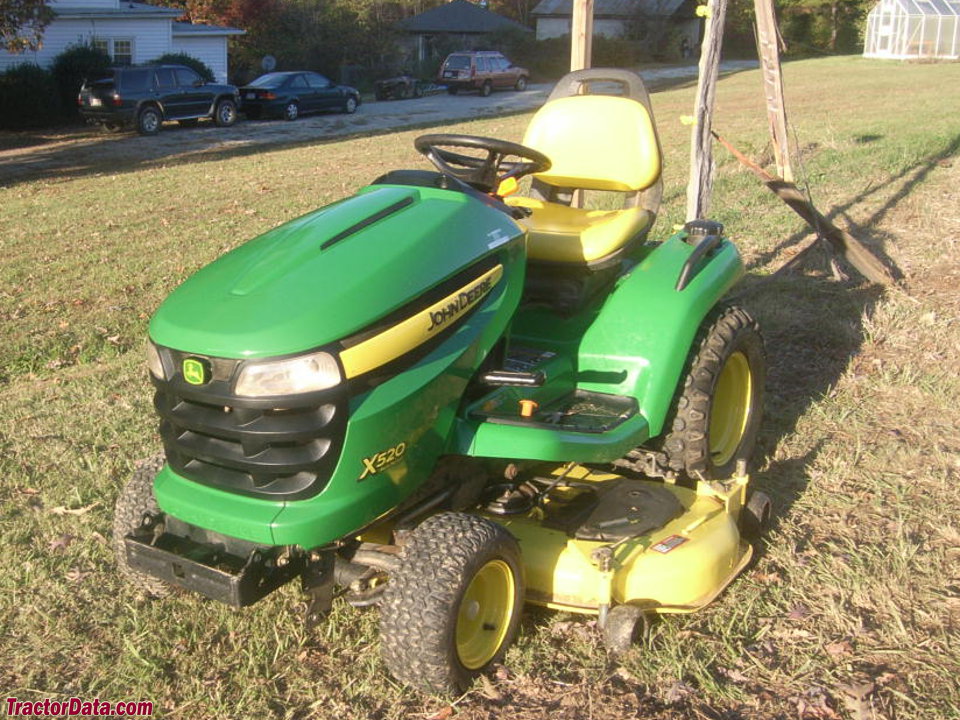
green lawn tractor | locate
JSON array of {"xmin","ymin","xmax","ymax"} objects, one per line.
[{"xmin": 115, "ymin": 69, "xmax": 771, "ymax": 695}]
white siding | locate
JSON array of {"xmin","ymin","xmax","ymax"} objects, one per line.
[
  {"xmin": 48, "ymin": 0, "xmax": 121, "ymax": 10},
  {"xmin": 172, "ymin": 36, "xmax": 229, "ymax": 83},
  {"xmin": 0, "ymin": 16, "xmax": 172, "ymax": 71}
]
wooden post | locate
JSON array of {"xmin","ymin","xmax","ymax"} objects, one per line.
[
  {"xmin": 571, "ymin": 0, "xmax": 594, "ymax": 71},
  {"xmin": 685, "ymin": 0, "xmax": 728, "ymax": 222},
  {"xmin": 754, "ymin": 0, "xmax": 793, "ymax": 181}
]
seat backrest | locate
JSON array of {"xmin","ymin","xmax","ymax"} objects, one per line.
[{"xmin": 521, "ymin": 93, "xmax": 661, "ymax": 193}]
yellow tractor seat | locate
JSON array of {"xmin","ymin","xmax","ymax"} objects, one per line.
[
  {"xmin": 507, "ymin": 90, "xmax": 662, "ymax": 266},
  {"xmin": 508, "ymin": 196, "xmax": 655, "ymax": 265}
]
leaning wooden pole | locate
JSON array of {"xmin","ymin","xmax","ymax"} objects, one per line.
[
  {"xmin": 686, "ymin": 0, "xmax": 728, "ymax": 221},
  {"xmin": 754, "ymin": 0, "xmax": 793, "ymax": 181},
  {"xmin": 712, "ymin": 129, "xmax": 895, "ymax": 285}
]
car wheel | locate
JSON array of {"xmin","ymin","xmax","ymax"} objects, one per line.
[
  {"xmin": 283, "ymin": 100, "xmax": 299, "ymax": 121},
  {"xmin": 658, "ymin": 304, "xmax": 765, "ymax": 480},
  {"xmin": 380, "ymin": 512, "xmax": 524, "ymax": 695},
  {"xmin": 398, "ymin": 85, "xmax": 410, "ymax": 100},
  {"xmin": 413, "ymin": 82, "xmax": 424, "ymax": 98},
  {"xmin": 515, "ymin": 76, "xmax": 528, "ymax": 92},
  {"xmin": 344, "ymin": 96, "xmax": 358, "ymax": 114},
  {"xmin": 137, "ymin": 106, "xmax": 162, "ymax": 135},
  {"xmin": 113, "ymin": 454, "xmax": 172, "ymax": 598},
  {"xmin": 480, "ymin": 81, "xmax": 492, "ymax": 97},
  {"xmin": 214, "ymin": 98, "xmax": 237, "ymax": 127}
]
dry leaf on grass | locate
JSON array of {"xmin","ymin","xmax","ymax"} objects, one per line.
[
  {"xmin": 50, "ymin": 501, "xmax": 101, "ymax": 516},
  {"xmin": 838, "ymin": 680, "xmax": 877, "ymax": 720},
  {"xmin": 48, "ymin": 534, "xmax": 75, "ymax": 552}
]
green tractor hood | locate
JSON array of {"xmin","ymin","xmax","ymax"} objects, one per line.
[{"xmin": 149, "ymin": 184, "xmax": 523, "ymax": 359}]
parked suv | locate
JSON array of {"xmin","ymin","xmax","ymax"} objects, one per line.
[
  {"xmin": 438, "ymin": 51, "xmax": 529, "ymax": 96},
  {"xmin": 78, "ymin": 65, "xmax": 240, "ymax": 135}
]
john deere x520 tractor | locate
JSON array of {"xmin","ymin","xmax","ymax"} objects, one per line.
[{"xmin": 115, "ymin": 69, "xmax": 771, "ymax": 694}]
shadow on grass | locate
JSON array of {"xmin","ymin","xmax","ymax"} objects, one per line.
[{"xmin": 747, "ymin": 133, "xmax": 960, "ymax": 283}]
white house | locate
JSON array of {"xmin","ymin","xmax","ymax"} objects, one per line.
[{"xmin": 0, "ymin": 0, "xmax": 243, "ymax": 83}]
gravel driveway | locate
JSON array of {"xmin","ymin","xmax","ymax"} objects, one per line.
[{"xmin": 0, "ymin": 61, "xmax": 756, "ymax": 186}]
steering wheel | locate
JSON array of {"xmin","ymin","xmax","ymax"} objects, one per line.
[{"xmin": 414, "ymin": 134, "xmax": 551, "ymax": 194}]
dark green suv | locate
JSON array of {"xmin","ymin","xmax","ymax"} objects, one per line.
[{"xmin": 78, "ymin": 64, "xmax": 240, "ymax": 135}]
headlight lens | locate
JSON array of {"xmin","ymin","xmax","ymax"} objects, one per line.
[
  {"xmin": 146, "ymin": 340, "xmax": 165, "ymax": 379},
  {"xmin": 235, "ymin": 351, "xmax": 340, "ymax": 397}
]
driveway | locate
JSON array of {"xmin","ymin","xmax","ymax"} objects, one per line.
[{"xmin": 0, "ymin": 61, "xmax": 756, "ymax": 186}]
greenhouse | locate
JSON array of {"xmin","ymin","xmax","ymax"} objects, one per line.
[{"xmin": 864, "ymin": 0, "xmax": 960, "ymax": 59}]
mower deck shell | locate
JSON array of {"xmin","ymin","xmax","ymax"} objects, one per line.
[{"xmin": 487, "ymin": 466, "xmax": 752, "ymax": 614}]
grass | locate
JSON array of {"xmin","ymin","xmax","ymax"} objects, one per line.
[{"xmin": 2, "ymin": 56, "xmax": 960, "ymax": 719}]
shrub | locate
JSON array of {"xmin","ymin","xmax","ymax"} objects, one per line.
[
  {"xmin": 51, "ymin": 44, "xmax": 112, "ymax": 120},
  {"xmin": 153, "ymin": 53, "xmax": 216, "ymax": 83},
  {"xmin": 0, "ymin": 63, "xmax": 61, "ymax": 130}
]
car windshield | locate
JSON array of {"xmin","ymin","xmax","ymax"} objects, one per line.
[
  {"xmin": 248, "ymin": 73, "xmax": 289, "ymax": 88},
  {"xmin": 444, "ymin": 56, "xmax": 471, "ymax": 70}
]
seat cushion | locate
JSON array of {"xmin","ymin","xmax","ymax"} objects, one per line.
[{"xmin": 508, "ymin": 196, "xmax": 654, "ymax": 264}]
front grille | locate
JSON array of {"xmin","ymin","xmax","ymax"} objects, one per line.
[{"xmin": 152, "ymin": 348, "xmax": 347, "ymax": 500}]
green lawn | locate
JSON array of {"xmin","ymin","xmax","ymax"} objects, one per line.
[{"xmin": 1, "ymin": 56, "xmax": 959, "ymax": 719}]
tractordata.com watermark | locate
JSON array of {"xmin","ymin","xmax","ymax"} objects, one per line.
[{"xmin": 6, "ymin": 697, "xmax": 153, "ymax": 717}]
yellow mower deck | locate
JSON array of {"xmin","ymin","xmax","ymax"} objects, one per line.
[{"xmin": 485, "ymin": 465, "xmax": 753, "ymax": 615}]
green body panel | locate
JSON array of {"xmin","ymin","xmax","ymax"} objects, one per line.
[
  {"xmin": 153, "ymin": 183, "xmax": 526, "ymax": 547},
  {"xmin": 456, "ymin": 232, "xmax": 743, "ymax": 460},
  {"xmin": 149, "ymin": 184, "xmax": 523, "ymax": 358}
]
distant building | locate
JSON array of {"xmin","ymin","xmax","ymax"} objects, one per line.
[
  {"xmin": 396, "ymin": 0, "xmax": 533, "ymax": 62},
  {"xmin": 0, "ymin": 0, "xmax": 243, "ymax": 83},
  {"xmin": 864, "ymin": 0, "xmax": 959, "ymax": 60},
  {"xmin": 531, "ymin": 0, "xmax": 701, "ymax": 55}
]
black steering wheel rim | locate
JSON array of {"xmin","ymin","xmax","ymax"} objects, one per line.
[{"xmin": 414, "ymin": 133, "xmax": 551, "ymax": 193}]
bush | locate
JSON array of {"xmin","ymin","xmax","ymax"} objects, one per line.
[
  {"xmin": 152, "ymin": 53, "xmax": 216, "ymax": 83},
  {"xmin": 51, "ymin": 44, "xmax": 112, "ymax": 120},
  {"xmin": 0, "ymin": 63, "xmax": 61, "ymax": 130}
]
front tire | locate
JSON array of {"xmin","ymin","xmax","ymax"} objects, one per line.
[
  {"xmin": 343, "ymin": 96, "xmax": 358, "ymax": 114},
  {"xmin": 659, "ymin": 305, "xmax": 765, "ymax": 479},
  {"xmin": 380, "ymin": 513, "xmax": 524, "ymax": 695},
  {"xmin": 112, "ymin": 455, "xmax": 171, "ymax": 598},
  {"xmin": 515, "ymin": 76, "xmax": 528, "ymax": 91},
  {"xmin": 480, "ymin": 81, "xmax": 492, "ymax": 97},
  {"xmin": 214, "ymin": 98, "xmax": 237, "ymax": 127},
  {"xmin": 283, "ymin": 100, "xmax": 299, "ymax": 121},
  {"xmin": 137, "ymin": 106, "xmax": 162, "ymax": 135}
]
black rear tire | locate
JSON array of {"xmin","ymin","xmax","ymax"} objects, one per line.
[
  {"xmin": 658, "ymin": 305, "xmax": 765, "ymax": 479},
  {"xmin": 112, "ymin": 454, "xmax": 171, "ymax": 598},
  {"xmin": 480, "ymin": 81, "xmax": 492, "ymax": 97},
  {"xmin": 137, "ymin": 106, "xmax": 162, "ymax": 135},
  {"xmin": 380, "ymin": 512, "xmax": 524, "ymax": 695}
]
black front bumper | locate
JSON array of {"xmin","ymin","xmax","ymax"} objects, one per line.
[{"xmin": 125, "ymin": 517, "xmax": 304, "ymax": 607}]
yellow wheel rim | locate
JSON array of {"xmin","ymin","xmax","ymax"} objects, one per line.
[
  {"xmin": 456, "ymin": 559, "xmax": 516, "ymax": 670},
  {"xmin": 709, "ymin": 351, "xmax": 753, "ymax": 466}
]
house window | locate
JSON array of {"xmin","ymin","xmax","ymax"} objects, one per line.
[
  {"xmin": 113, "ymin": 39, "xmax": 133, "ymax": 65},
  {"xmin": 92, "ymin": 37, "xmax": 134, "ymax": 65}
]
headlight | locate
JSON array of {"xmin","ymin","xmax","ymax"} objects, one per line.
[
  {"xmin": 235, "ymin": 351, "xmax": 340, "ymax": 397},
  {"xmin": 146, "ymin": 340, "xmax": 165, "ymax": 379}
]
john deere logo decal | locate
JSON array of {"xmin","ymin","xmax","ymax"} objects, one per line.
[{"xmin": 183, "ymin": 358, "xmax": 208, "ymax": 385}]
